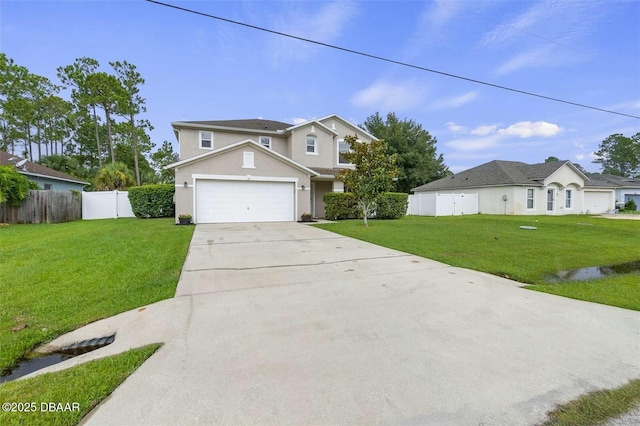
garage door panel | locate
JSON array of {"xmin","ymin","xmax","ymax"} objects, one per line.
[
  {"xmin": 196, "ymin": 180, "xmax": 294, "ymax": 223},
  {"xmin": 584, "ymin": 192, "xmax": 611, "ymax": 214}
]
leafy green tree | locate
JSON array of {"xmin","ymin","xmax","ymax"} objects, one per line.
[
  {"xmin": 337, "ymin": 135, "xmax": 399, "ymax": 227},
  {"xmin": 544, "ymin": 156, "xmax": 560, "ymax": 162},
  {"xmin": 361, "ymin": 112, "xmax": 449, "ymax": 192},
  {"xmin": 0, "ymin": 165, "xmax": 38, "ymax": 206},
  {"xmin": 111, "ymin": 61, "xmax": 147, "ymax": 185},
  {"xmin": 38, "ymin": 154, "xmax": 86, "ymax": 179},
  {"xmin": 57, "ymin": 58, "xmax": 104, "ymax": 166},
  {"xmin": 94, "ymin": 162, "xmax": 135, "ymax": 191},
  {"xmin": 592, "ymin": 133, "xmax": 640, "ymax": 177},
  {"xmin": 150, "ymin": 140, "xmax": 179, "ymax": 184}
]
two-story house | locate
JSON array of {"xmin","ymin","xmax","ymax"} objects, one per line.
[{"xmin": 166, "ymin": 114, "xmax": 375, "ymax": 223}]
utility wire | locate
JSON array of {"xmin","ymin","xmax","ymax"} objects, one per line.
[{"xmin": 144, "ymin": 0, "xmax": 639, "ymax": 120}]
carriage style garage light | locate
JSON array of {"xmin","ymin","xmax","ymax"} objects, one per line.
[{"xmin": 183, "ymin": 182, "xmax": 188, "ymax": 188}]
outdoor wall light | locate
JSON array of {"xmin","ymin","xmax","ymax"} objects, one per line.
[
  {"xmin": 301, "ymin": 185, "xmax": 305, "ymax": 190},
  {"xmin": 183, "ymin": 182, "xmax": 188, "ymax": 188}
]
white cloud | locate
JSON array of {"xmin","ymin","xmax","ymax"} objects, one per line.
[
  {"xmin": 495, "ymin": 46, "xmax": 552, "ymax": 75},
  {"xmin": 432, "ymin": 91, "xmax": 478, "ymax": 109},
  {"xmin": 445, "ymin": 121, "xmax": 466, "ymax": 133},
  {"xmin": 497, "ymin": 121, "xmax": 562, "ymax": 138},
  {"xmin": 471, "ymin": 124, "xmax": 498, "ymax": 136},
  {"xmin": 573, "ymin": 141, "xmax": 585, "ymax": 149},
  {"xmin": 575, "ymin": 154, "xmax": 585, "ymax": 161},
  {"xmin": 291, "ymin": 117, "xmax": 308, "ymax": 125},
  {"xmin": 351, "ymin": 80, "xmax": 427, "ymax": 111},
  {"xmin": 446, "ymin": 134, "xmax": 503, "ymax": 151},
  {"xmin": 268, "ymin": 1, "xmax": 358, "ymax": 65}
]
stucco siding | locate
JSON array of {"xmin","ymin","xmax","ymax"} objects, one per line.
[
  {"xmin": 289, "ymin": 123, "xmax": 335, "ymax": 168},
  {"xmin": 178, "ymin": 128, "xmax": 288, "ymax": 160},
  {"xmin": 174, "ymin": 145, "xmax": 311, "ymax": 221}
]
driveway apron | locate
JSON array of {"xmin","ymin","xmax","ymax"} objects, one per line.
[{"xmin": 65, "ymin": 222, "xmax": 639, "ymax": 425}]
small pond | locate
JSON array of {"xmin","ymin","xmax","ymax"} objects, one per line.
[{"xmin": 547, "ymin": 260, "xmax": 640, "ymax": 283}]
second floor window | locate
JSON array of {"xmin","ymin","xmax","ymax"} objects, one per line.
[
  {"xmin": 306, "ymin": 135, "xmax": 317, "ymax": 154},
  {"xmin": 200, "ymin": 131, "xmax": 213, "ymax": 149},
  {"xmin": 260, "ymin": 136, "xmax": 271, "ymax": 149},
  {"xmin": 338, "ymin": 139, "xmax": 352, "ymax": 165}
]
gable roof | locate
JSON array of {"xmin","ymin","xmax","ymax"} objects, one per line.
[
  {"xmin": 317, "ymin": 114, "xmax": 378, "ymax": 141},
  {"xmin": 165, "ymin": 139, "xmax": 319, "ymax": 176},
  {"xmin": 412, "ymin": 160, "xmax": 584, "ymax": 192},
  {"xmin": 173, "ymin": 119, "xmax": 292, "ymax": 134},
  {"xmin": 0, "ymin": 151, "xmax": 89, "ymax": 185}
]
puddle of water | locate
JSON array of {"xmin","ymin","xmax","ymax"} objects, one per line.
[
  {"xmin": 547, "ymin": 260, "xmax": 640, "ymax": 283},
  {"xmin": 0, "ymin": 354, "xmax": 72, "ymax": 384},
  {"xmin": 0, "ymin": 333, "xmax": 116, "ymax": 383}
]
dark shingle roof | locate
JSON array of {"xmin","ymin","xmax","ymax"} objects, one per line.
[
  {"xmin": 0, "ymin": 151, "xmax": 88, "ymax": 185},
  {"xmin": 181, "ymin": 119, "xmax": 292, "ymax": 132},
  {"xmin": 585, "ymin": 173, "xmax": 640, "ymax": 188},
  {"xmin": 412, "ymin": 160, "xmax": 576, "ymax": 192}
]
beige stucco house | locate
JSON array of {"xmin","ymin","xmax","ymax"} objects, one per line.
[
  {"xmin": 166, "ymin": 115, "xmax": 374, "ymax": 223},
  {"xmin": 411, "ymin": 160, "xmax": 617, "ymax": 215}
]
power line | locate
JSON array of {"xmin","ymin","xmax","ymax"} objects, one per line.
[{"xmin": 144, "ymin": 0, "xmax": 639, "ymax": 120}]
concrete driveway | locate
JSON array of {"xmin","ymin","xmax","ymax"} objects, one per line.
[{"xmin": 38, "ymin": 222, "xmax": 639, "ymax": 425}]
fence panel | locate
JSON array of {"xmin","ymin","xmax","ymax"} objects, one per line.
[
  {"xmin": 82, "ymin": 191, "xmax": 135, "ymax": 220},
  {"xmin": 0, "ymin": 190, "xmax": 82, "ymax": 224},
  {"xmin": 407, "ymin": 193, "xmax": 478, "ymax": 216}
]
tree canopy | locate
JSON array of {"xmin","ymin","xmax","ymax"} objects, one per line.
[
  {"xmin": 1, "ymin": 54, "xmax": 178, "ymax": 189},
  {"xmin": 337, "ymin": 135, "xmax": 398, "ymax": 227},
  {"xmin": 592, "ymin": 132, "xmax": 640, "ymax": 177},
  {"xmin": 361, "ymin": 112, "xmax": 450, "ymax": 193}
]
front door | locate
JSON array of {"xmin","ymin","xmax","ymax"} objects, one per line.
[{"xmin": 547, "ymin": 189, "xmax": 555, "ymax": 213}]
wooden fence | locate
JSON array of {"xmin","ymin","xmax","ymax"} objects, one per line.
[{"xmin": 0, "ymin": 190, "xmax": 82, "ymax": 224}]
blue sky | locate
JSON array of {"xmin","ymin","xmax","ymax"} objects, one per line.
[{"xmin": 2, "ymin": 0, "xmax": 639, "ymax": 173}]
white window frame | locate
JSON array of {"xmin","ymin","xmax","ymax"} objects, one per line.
[
  {"xmin": 526, "ymin": 188, "xmax": 535, "ymax": 210},
  {"xmin": 306, "ymin": 135, "xmax": 317, "ymax": 155},
  {"xmin": 337, "ymin": 138, "xmax": 352, "ymax": 165},
  {"xmin": 259, "ymin": 136, "xmax": 271, "ymax": 149},
  {"xmin": 242, "ymin": 151, "xmax": 255, "ymax": 169},
  {"xmin": 199, "ymin": 131, "xmax": 213, "ymax": 150},
  {"xmin": 565, "ymin": 189, "xmax": 573, "ymax": 209}
]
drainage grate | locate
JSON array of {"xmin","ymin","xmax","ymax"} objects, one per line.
[{"xmin": 57, "ymin": 333, "xmax": 116, "ymax": 356}]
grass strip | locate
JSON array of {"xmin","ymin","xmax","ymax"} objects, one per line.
[
  {"xmin": 0, "ymin": 343, "xmax": 162, "ymax": 426},
  {"xmin": 541, "ymin": 379, "xmax": 640, "ymax": 425}
]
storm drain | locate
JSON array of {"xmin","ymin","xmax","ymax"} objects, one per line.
[
  {"xmin": 57, "ymin": 333, "xmax": 116, "ymax": 355},
  {"xmin": 0, "ymin": 333, "xmax": 116, "ymax": 383}
]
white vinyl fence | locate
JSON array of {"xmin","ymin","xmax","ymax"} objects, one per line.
[
  {"xmin": 408, "ymin": 193, "xmax": 478, "ymax": 216},
  {"xmin": 82, "ymin": 191, "xmax": 135, "ymax": 220}
]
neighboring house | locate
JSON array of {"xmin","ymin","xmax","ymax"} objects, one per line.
[
  {"xmin": 166, "ymin": 115, "xmax": 375, "ymax": 223},
  {"xmin": 587, "ymin": 173, "xmax": 640, "ymax": 211},
  {"xmin": 0, "ymin": 151, "xmax": 88, "ymax": 191},
  {"xmin": 411, "ymin": 160, "xmax": 616, "ymax": 215}
]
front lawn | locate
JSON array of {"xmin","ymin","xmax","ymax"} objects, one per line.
[
  {"xmin": 316, "ymin": 215, "xmax": 640, "ymax": 311},
  {"xmin": 0, "ymin": 218, "xmax": 194, "ymax": 374}
]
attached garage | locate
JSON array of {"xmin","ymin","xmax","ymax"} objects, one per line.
[
  {"xmin": 196, "ymin": 179, "xmax": 295, "ymax": 223},
  {"xmin": 584, "ymin": 190, "xmax": 614, "ymax": 214}
]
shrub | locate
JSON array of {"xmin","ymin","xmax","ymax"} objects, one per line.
[
  {"xmin": 94, "ymin": 162, "xmax": 135, "ymax": 191},
  {"xmin": 624, "ymin": 199, "xmax": 637, "ymax": 212},
  {"xmin": 375, "ymin": 192, "xmax": 408, "ymax": 219},
  {"xmin": 323, "ymin": 192, "xmax": 359, "ymax": 220},
  {"xmin": 128, "ymin": 184, "xmax": 175, "ymax": 218},
  {"xmin": 0, "ymin": 165, "xmax": 39, "ymax": 206}
]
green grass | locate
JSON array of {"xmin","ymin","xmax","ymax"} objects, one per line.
[
  {"xmin": 316, "ymin": 215, "xmax": 640, "ymax": 310},
  {"xmin": 541, "ymin": 379, "xmax": 640, "ymax": 426},
  {"xmin": 0, "ymin": 218, "xmax": 194, "ymax": 374},
  {"xmin": 0, "ymin": 344, "xmax": 161, "ymax": 426}
]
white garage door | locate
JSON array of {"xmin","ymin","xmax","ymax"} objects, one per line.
[
  {"xmin": 584, "ymin": 191, "xmax": 612, "ymax": 214},
  {"xmin": 196, "ymin": 180, "xmax": 295, "ymax": 223}
]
